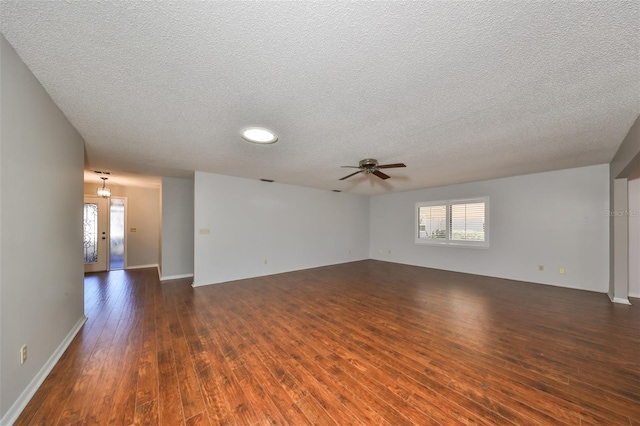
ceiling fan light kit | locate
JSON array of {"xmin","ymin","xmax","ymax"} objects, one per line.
[{"xmin": 339, "ymin": 158, "xmax": 406, "ymax": 181}]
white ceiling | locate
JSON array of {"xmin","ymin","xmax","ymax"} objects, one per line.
[{"xmin": 1, "ymin": 2, "xmax": 639, "ymax": 195}]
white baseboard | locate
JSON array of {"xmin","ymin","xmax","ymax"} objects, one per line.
[
  {"xmin": 608, "ymin": 293, "xmax": 632, "ymax": 305},
  {"xmin": 629, "ymin": 292, "xmax": 640, "ymax": 299},
  {"xmin": 1, "ymin": 315, "xmax": 87, "ymax": 426},
  {"xmin": 125, "ymin": 264, "xmax": 159, "ymax": 270},
  {"xmin": 160, "ymin": 273, "xmax": 194, "ymax": 281}
]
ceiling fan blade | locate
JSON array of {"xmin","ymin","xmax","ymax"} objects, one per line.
[
  {"xmin": 340, "ymin": 166, "xmax": 361, "ymax": 168},
  {"xmin": 373, "ymin": 170, "xmax": 390, "ymax": 180},
  {"xmin": 377, "ymin": 163, "xmax": 406, "ymax": 169},
  {"xmin": 339, "ymin": 170, "xmax": 364, "ymax": 180}
]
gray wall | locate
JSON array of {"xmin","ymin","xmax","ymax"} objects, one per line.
[
  {"xmin": 609, "ymin": 116, "xmax": 640, "ymax": 302},
  {"xmin": 629, "ymin": 176, "xmax": 640, "ymax": 298},
  {"xmin": 194, "ymin": 172, "xmax": 370, "ymax": 286},
  {"xmin": 83, "ymin": 182, "xmax": 161, "ymax": 269},
  {"xmin": 1, "ymin": 36, "xmax": 85, "ymax": 420},
  {"xmin": 370, "ymin": 165, "xmax": 609, "ymax": 292},
  {"xmin": 161, "ymin": 177, "xmax": 194, "ymax": 279}
]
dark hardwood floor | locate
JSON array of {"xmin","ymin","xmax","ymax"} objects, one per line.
[{"xmin": 15, "ymin": 260, "xmax": 640, "ymax": 425}]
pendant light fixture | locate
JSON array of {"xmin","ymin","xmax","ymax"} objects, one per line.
[{"xmin": 97, "ymin": 177, "xmax": 111, "ymax": 198}]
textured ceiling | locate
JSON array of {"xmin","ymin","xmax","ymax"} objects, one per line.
[{"xmin": 1, "ymin": 2, "xmax": 639, "ymax": 195}]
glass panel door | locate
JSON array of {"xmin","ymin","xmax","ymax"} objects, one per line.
[
  {"xmin": 83, "ymin": 203, "xmax": 98, "ymax": 263},
  {"xmin": 109, "ymin": 198, "xmax": 125, "ymax": 270},
  {"xmin": 84, "ymin": 196, "xmax": 108, "ymax": 272}
]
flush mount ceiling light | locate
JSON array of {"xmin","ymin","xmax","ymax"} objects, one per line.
[{"xmin": 241, "ymin": 127, "xmax": 278, "ymax": 144}]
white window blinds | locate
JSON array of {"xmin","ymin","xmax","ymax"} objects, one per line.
[
  {"xmin": 450, "ymin": 202, "xmax": 485, "ymax": 242},
  {"xmin": 416, "ymin": 198, "xmax": 489, "ymax": 247},
  {"xmin": 418, "ymin": 205, "xmax": 447, "ymax": 240}
]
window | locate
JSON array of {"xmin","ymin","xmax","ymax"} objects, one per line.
[{"xmin": 416, "ymin": 197, "xmax": 489, "ymax": 247}]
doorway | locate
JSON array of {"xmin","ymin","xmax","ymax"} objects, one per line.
[{"xmin": 109, "ymin": 197, "xmax": 126, "ymax": 270}]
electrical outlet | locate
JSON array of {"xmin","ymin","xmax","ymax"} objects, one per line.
[
  {"xmin": 388, "ymin": 249, "xmax": 391, "ymax": 254},
  {"xmin": 349, "ymin": 249, "xmax": 351, "ymax": 255},
  {"xmin": 20, "ymin": 344, "xmax": 27, "ymax": 364},
  {"xmin": 264, "ymin": 259, "xmax": 267, "ymax": 265},
  {"xmin": 538, "ymin": 265, "xmax": 544, "ymax": 271}
]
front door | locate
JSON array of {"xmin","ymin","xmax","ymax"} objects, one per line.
[{"xmin": 84, "ymin": 196, "xmax": 109, "ymax": 273}]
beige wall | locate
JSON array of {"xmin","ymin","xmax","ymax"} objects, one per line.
[
  {"xmin": 1, "ymin": 36, "xmax": 85, "ymax": 422},
  {"xmin": 84, "ymin": 183, "xmax": 161, "ymax": 269}
]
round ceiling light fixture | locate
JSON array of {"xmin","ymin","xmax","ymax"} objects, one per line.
[{"xmin": 241, "ymin": 127, "xmax": 278, "ymax": 144}]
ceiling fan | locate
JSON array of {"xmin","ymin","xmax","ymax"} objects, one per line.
[{"xmin": 339, "ymin": 158, "xmax": 406, "ymax": 180}]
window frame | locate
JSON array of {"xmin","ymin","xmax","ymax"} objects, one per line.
[{"xmin": 415, "ymin": 197, "xmax": 489, "ymax": 248}]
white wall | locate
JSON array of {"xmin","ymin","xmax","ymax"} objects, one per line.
[
  {"xmin": 370, "ymin": 164, "xmax": 610, "ymax": 292},
  {"xmin": 161, "ymin": 177, "xmax": 194, "ymax": 279},
  {"xmin": 1, "ymin": 36, "xmax": 85, "ymax": 421},
  {"xmin": 609, "ymin": 115, "xmax": 640, "ymax": 302},
  {"xmin": 629, "ymin": 177, "xmax": 640, "ymax": 298},
  {"xmin": 194, "ymin": 172, "xmax": 369, "ymax": 286},
  {"xmin": 83, "ymin": 182, "xmax": 161, "ymax": 269}
]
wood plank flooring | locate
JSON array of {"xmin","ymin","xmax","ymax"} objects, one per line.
[{"xmin": 15, "ymin": 260, "xmax": 640, "ymax": 425}]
